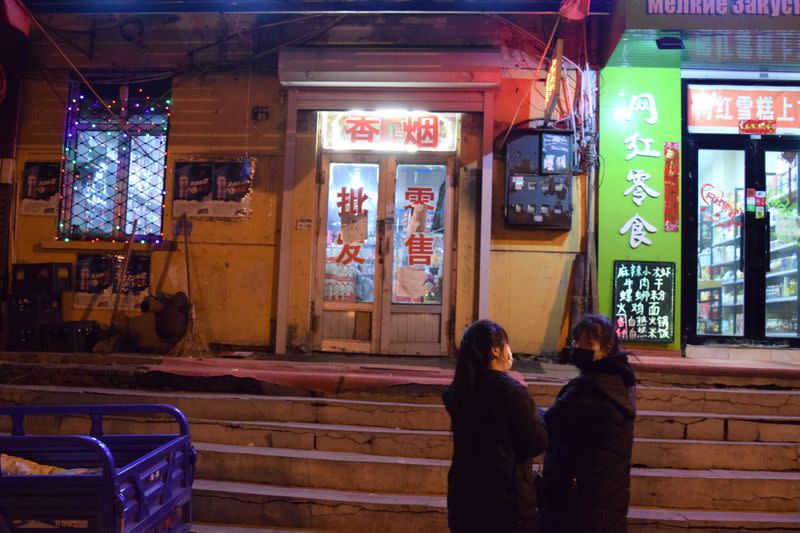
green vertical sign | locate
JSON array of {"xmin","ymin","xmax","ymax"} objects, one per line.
[{"xmin": 598, "ymin": 67, "xmax": 682, "ymax": 350}]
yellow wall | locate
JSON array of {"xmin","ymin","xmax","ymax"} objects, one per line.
[
  {"xmin": 14, "ymin": 70, "xmax": 285, "ymax": 348},
  {"xmin": 488, "ymin": 73, "xmax": 586, "ymax": 354},
  {"xmin": 14, "ymin": 16, "xmax": 586, "ymax": 355}
]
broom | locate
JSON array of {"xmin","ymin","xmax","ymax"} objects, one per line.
[{"xmin": 169, "ymin": 214, "xmax": 212, "ymax": 357}]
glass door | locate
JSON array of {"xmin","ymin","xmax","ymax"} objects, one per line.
[
  {"xmin": 314, "ymin": 154, "xmax": 454, "ymax": 355},
  {"xmin": 381, "ymin": 157, "xmax": 454, "ymax": 354},
  {"xmin": 764, "ymin": 149, "xmax": 800, "ymax": 338},
  {"xmin": 315, "ymin": 156, "xmax": 385, "ymax": 353},
  {"xmin": 695, "ymin": 149, "xmax": 746, "ymax": 337},
  {"xmin": 689, "ymin": 138, "xmax": 800, "ymax": 345}
]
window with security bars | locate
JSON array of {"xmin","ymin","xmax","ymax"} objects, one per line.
[{"xmin": 59, "ymin": 78, "xmax": 171, "ymax": 242}]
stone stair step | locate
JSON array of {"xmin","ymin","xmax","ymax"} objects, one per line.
[
  {"xmin": 636, "ymin": 410, "xmax": 800, "ymax": 442},
  {"xmin": 632, "ymin": 468, "xmax": 800, "ymax": 512},
  {"xmin": 631, "ymin": 385, "xmax": 800, "ymax": 416},
  {"xmin": 627, "ymin": 507, "xmax": 800, "ymax": 533},
  {"xmin": 193, "ymin": 479, "xmax": 800, "ymax": 532},
  {"xmin": 5, "ymin": 385, "xmax": 800, "ymax": 437},
  {"xmin": 192, "ymin": 479, "xmax": 448, "ymax": 533},
  {"xmin": 194, "ymin": 442, "xmax": 800, "ymax": 511},
  {"xmin": 191, "ymin": 525, "xmax": 317, "ymax": 533},
  {"xmin": 0, "ymin": 385, "xmax": 451, "ymax": 430},
  {"xmin": 193, "ymin": 442, "xmax": 450, "ymax": 495},
  {"xmin": 4, "ymin": 413, "xmax": 797, "ymax": 471},
  {"xmin": 633, "ymin": 438, "xmax": 800, "ymax": 471}
]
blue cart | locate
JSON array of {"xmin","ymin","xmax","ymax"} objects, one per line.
[{"xmin": 0, "ymin": 404, "xmax": 195, "ymax": 533}]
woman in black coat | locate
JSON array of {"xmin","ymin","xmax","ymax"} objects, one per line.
[
  {"xmin": 540, "ymin": 314, "xmax": 637, "ymax": 533},
  {"xmin": 443, "ymin": 320, "xmax": 548, "ymax": 533}
]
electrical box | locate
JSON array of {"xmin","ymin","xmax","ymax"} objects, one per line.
[{"xmin": 504, "ymin": 129, "xmax": 573, "ymax": 230}]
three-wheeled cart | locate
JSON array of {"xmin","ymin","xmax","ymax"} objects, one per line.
[{"xmin": 0, "ymin": 404, "xmax": 195, "ymax": 533}]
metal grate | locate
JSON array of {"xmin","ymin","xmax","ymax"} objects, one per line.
[{"xmin": 59, "ymin": 78, "xmax": 171, "ymax": 242}]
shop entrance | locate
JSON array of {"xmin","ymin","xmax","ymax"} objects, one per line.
[
  {"xmin": 312, "ymin": 152, "xmax": 455, "ymax": 355},
  {"xmin": 687, "ymin": 137, "xmax": 800, "ymax": 343}
]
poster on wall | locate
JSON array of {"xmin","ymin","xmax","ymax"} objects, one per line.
[
  {"xmin": 612, "ymin": 260, "xmax": 675, "ymax": 344},
  {"xmin": 74, "ymin": 253, "xmax": 150, "ymax": 311},
  {"xmin": 20, "ymin": 162, "xmax": 60, "ymax": 216},
  {"xmin": 172, "ymin": 159, "xmax": 254, "ymax": 218}
]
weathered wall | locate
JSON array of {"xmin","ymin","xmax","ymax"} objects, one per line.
[
  {"xmin": 488, "ymin": 71, "xmax": 586, "ymax": 355},
  {"xmin": 13, "ymin": 12, "xmax": 589, "ymax": 354},
  {"xmin": 14, "ymin": 69, "xmax": 285, "ymax": 348}
]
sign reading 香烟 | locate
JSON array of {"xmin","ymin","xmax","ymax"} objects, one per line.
[{"xmin": 612, "ymin": 260, "xmax": 676, "ymax": 343}]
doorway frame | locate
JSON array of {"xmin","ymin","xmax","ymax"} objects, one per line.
[
  {"xmin": 312, "ymin": 152, "xmax": 456, "ymax": 355},
  {"xmin": 682, "ymin": 78, "xmax": 800, "ymax": 347},
  {"xmin": 275, "ymin": 88, "xmax": 495, "ymax": 354}
]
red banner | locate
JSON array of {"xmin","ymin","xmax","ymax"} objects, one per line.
[{"xmin": 663, "ymin": 142, "xmax": 680, "ymax": 232}]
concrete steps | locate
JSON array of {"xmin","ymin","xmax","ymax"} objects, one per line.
[
  {"xmin": 193, "ymin": 526, "xmax": 315, "ymax": 533},
  {"xmin": 193, "ymin": 479, "xmax": 800, "ymax": 533},
  {"xmin": 5, "ymin": 414, "xmax": 799, "ymax": 471},
  {"xmin": 4, "ymin": 379, "xmax": 800, "ymax": 530},
  {"xmin": 192, "ymin": 442, "xmax": 800, "ymax": 511},
  {"xmin": 192, "ymin": 525, "xmax": 317, "ymax": 533},
  {"xmin": 4, "ymin": 385, "xmax": 800, "ymax": 437}
]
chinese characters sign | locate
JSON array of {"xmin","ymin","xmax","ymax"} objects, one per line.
[
  {"xmin": 613, "ymin": 260, "xmax": 675, "ymax": 344},
  {"xmin": 324, "ymin": 163, "xmax": 378, "ymax": 303},
  {"xmin": 688, "ymin": 85, "xmax": 800, "ymax": 135},
  {"xmin": 321, "ymin": 111, "xmax": 459, "ymax": 152},
  {"xmin": 393, "ymin": 165, "xmax": 446, "ymax": 304},
  {"xmin": 618, "ymin": 93, "xmax": 664, "ymax": 248},
  {"xmin": 598, "ymin": 66, "xmax": 682, "ymax": 349}
]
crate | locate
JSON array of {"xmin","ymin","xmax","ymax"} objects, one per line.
[
  {"xmin": 45, "ymin": 321, "xmax": 98, "ymax": 353},
  {"xmin": 12, "ymin": 263, "xmax": 73, "ymax": 295},
  {"xmin": 8, "ymin": 294, "xmax": 63, "ymax": 326},
  {"xmin": 6, "ymin": 325, "xmax": 44, "ymax": 352}
]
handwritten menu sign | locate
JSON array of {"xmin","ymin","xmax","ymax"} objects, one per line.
[{"xmin": 612, "ymin": 260, "xmax": 675, "ymax": 344}]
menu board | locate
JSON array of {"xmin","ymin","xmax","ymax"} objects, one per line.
[{"xmin": 612, "ymin": 260, "xmax": 675, "ymax": 343}]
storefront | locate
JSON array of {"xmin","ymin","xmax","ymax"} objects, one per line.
[
  {"xmin": 274, "ymin": 49, "xmax": 498, "ymax": 355},
  {"xmin": 599, "ymin": 0, "xmax": 800, "ymax": 360},
  {"xmin": 10, "ymin": 4, "xmax": 608, "ymax": 357}
]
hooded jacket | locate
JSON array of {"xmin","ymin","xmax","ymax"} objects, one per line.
[
  {"xmin": 540, "ymin": 354, "xmax": 637, "ymax": 533},
  {"xmin": 443, "ymin": 370, "xmax": 548, "ymax": 533}
]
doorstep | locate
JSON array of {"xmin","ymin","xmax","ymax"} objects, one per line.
[{"xmin": 686, "ymin": 344, "xmax": 800, "ymax": 363}]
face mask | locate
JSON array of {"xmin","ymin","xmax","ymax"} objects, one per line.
[
  {"xmin": 570, "ymin": 347, "xmax": 595, "ymax": 370},
  {"xmin": 504, "ymin": 352, "xmax": 514, "ymax": 371}
]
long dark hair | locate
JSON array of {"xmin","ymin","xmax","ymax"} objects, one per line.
[
  {"xmin": 572, "ymin": 314, "xmax": 620, "ymax": 357},
  {"xmin": 450, "ymin": 319, "xmax": 509, "ymax": 432}
]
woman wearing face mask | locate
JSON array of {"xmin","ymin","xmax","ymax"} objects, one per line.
[
  {"xmin": 540, "ymin": 314, "xmax": 637, "ymax": 533},
  {"xmin": 443, "ymin": 320, "xmax": 548, "ymax": 533}
]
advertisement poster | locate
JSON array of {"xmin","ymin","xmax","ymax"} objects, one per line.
[
  {"xmin": 172, "ymin": 159, "xmax": 253, "ymax": 218},
  {"xmin": 74, "ymin": 254, "xmax": 150, "ymax": 311},
  {"xmin": 20, "ymin": 162, "xmax": 60, "ymax": 216}
]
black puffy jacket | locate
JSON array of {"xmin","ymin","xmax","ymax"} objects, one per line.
[
  {"xmin": 540, "ymin": 355, "xmax": 636, "ymax": 533},
  {"xmin": 443, "ymin": 370, "xmax": 548, "ymax": 533}
]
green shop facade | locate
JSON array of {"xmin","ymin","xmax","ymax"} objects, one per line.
[{"xmin": 599, "ymin": 1, "xmax": 800, "ymax": 361}]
